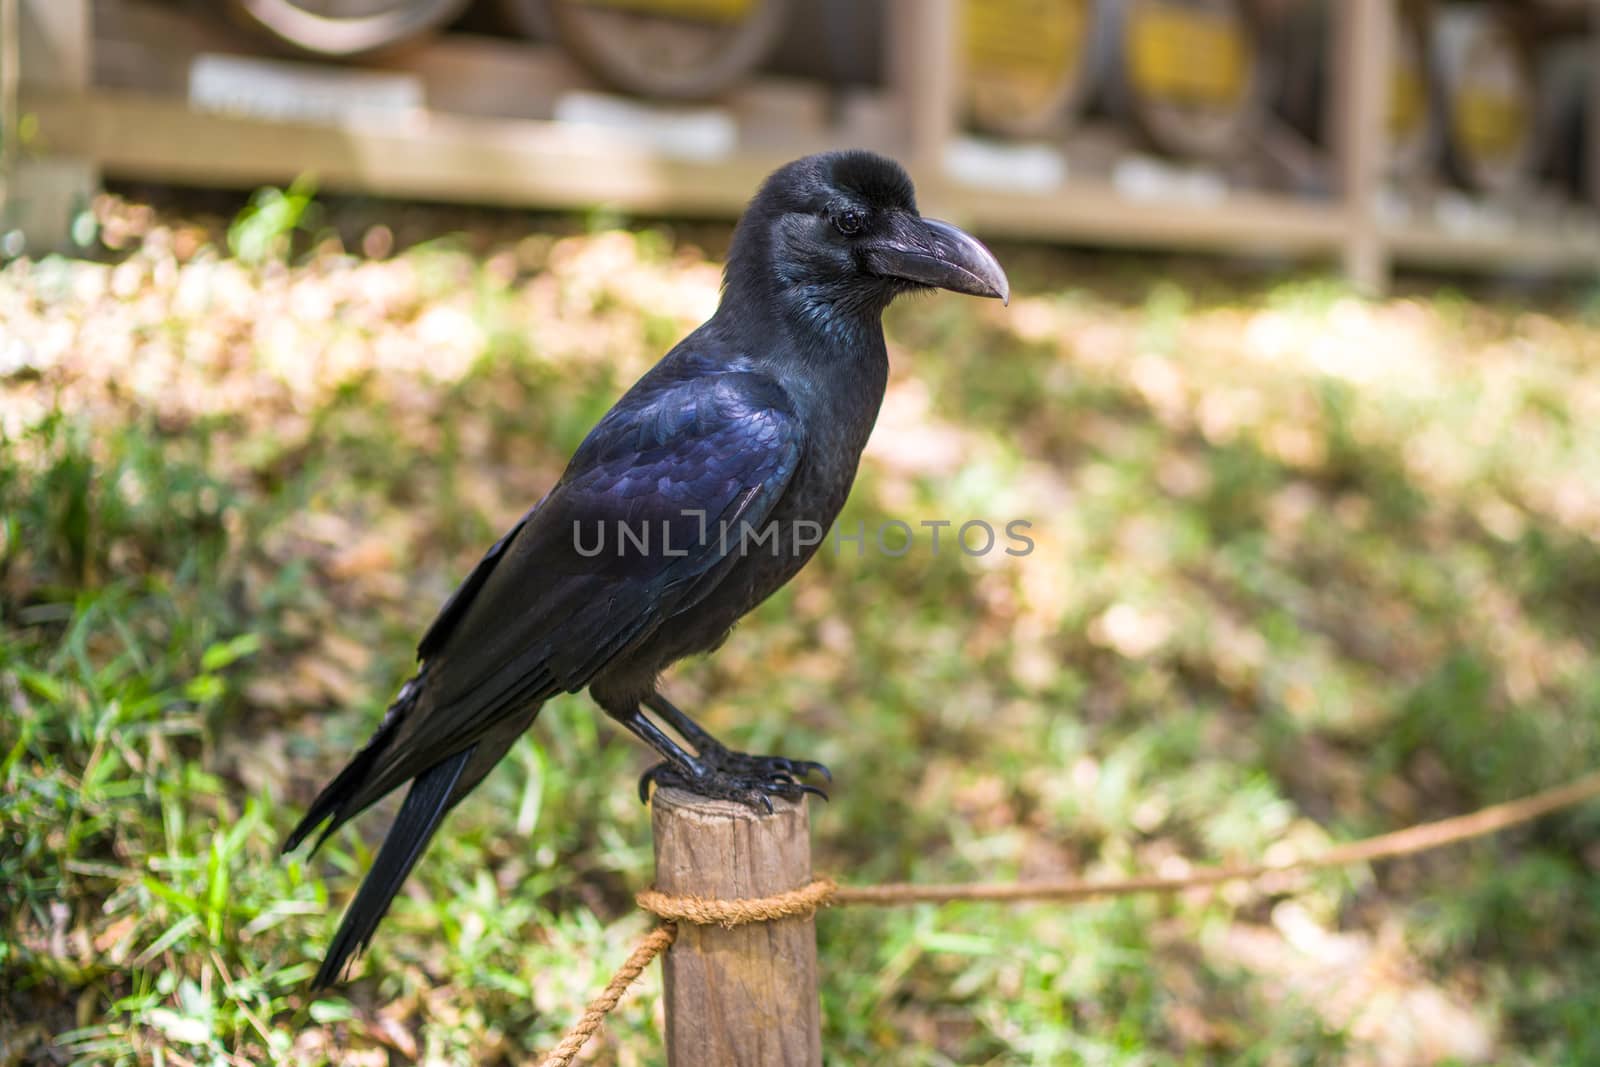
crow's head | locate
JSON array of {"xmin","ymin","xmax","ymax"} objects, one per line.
[{"xmin": 726, "ymin": 151, "xmax": 1008, "ymax": 320}]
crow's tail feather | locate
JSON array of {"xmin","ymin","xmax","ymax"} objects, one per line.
[
  {"xmin": 284, "ymin": 675, "xmax": 426, "ymax": 857},
  {"xmin": 311, "ymin": 746, "xmax": 473, "ymax": 989}
]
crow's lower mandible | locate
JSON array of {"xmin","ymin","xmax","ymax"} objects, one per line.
[{"xmin": 283, "ymin": 151, "xmax": 1009, "ymax": 987}]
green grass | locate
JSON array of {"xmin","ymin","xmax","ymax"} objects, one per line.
[{"xmin": 3, "ymin": 194, "xmax": 1600, "ymax": 1064}]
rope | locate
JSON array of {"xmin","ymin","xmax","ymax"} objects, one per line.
[
  {"xmin": 635, "ymin": 877, "xmax": 839, "ymax": 927},
  {"xmin": 833, "ymin": 769, "xmax": 1600, "ymax": 905},
  {"xmin": 535, "ymin": 769, "xmax": 1600, "ymax": 1066},
  {"xmin": 536, "ymin": 925, "xmax": 676, "ymax": 1067}
]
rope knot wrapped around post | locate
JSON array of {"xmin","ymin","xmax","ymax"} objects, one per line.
[
  {"xmin": 536, "ymin": 879, "xmax": 839, "ymax": 1067},
  {"xmin": 635, "ymin": 877, "xmax": 839, "ymax": 928}
]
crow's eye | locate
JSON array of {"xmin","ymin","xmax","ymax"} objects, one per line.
[{"xmin": 833, "ymin": 209, "xmax": 866, "ymax": 237}]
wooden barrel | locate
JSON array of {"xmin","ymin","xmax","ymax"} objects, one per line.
[
  {"xmin": 763, "ymin": 0, "xmax": 885, "ymax": 88},
  {"xmin": 226, "ymin": 0, "xmax": 471, "ymax": 57},
  {"xmin": 500, "ymin": 0, "xmax": 791, "ymax": 100},
  {"xmin": 1535, "ymin": 41, "xmax": 1591, "ymax": 206},
  {"xmin": 1268, "ymin": 0, "xmax": 1437, "ymax": 182},
  {"xmin": 1385, "ymin": 2, "xmax": 1436, "ymax": 181},
  {"xmin": 1434, "ymin": 4, "xmax": 1538, "ymax": 196},
  {"xmin": 1099, "ymin": 0, "xmax": 1267, "ymax": 160},
  {"xmin": 490, "ymin": 0, "xmax": 558, "ymax": 41},
  {"xmin": 961, "ymin": 0, "xmax": 1100, "ymax": 138}
]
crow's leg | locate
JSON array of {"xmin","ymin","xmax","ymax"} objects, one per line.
[
  {"xmin": 600, "ymin": 697, "xmax": 825, "ymax": 813},
  {"xmin": 604, "ymin": 704, "xmax": 708, "ymax": 783},
  {"xmin": 644, "ymin": 692, "xmax": 831, "ymax": 786},
  {"xmin": 641, "ymin": 691, "xmax": 721, "ymax": 753},
  {"xmin": 648, "ymin": 693, "xmax": 829, "ymax": 784}
]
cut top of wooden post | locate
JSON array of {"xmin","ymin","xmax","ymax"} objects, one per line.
[
  {"xmin": 651, "ymin": 786, "xmax": 822, "ymax": 1067},
  {"xmin": 652, "ymin": 787, "xmax": 813, "ymax": 898}
]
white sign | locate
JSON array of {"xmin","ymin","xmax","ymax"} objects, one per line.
[
  {"xmin": 553, "ymin": 91, "xmax": 737, "ymax": 162},
  {"xmin": 944, "ymin": 136, "xmax": 1067, "ymax": 193},
  {"xmin": 189, "ymin": 53, "xmax": 424, "ymax": 125}
]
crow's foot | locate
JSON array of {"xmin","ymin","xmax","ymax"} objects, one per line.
[
  {"xmin": 638, "ymin": 749, "xmax": 829, "ymax": 812},
  {"xmin": 698, "ymin": 742, "xmax": 831, "ymax": 787}
]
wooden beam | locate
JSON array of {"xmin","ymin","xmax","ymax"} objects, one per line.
[
  {"xmin": 1334, "ymin": 0, "xmax": 1393, "ymax": 294},
  {"xmin": 28, "ymin": 87, "xmax": 1357, "ymax": 256},
  {"xmin": 957, "ymin": 182, "xmax": 1347, "ymax": 256},
  {"xmin": 22, "ymin": 89, "xmax": 802, "ymax": 213},
  {"xmin": 1384, "ymin": 222, "xmax": 1600, "ymax": 273},
  {"xmin": 21, "ymin": 73, "xmax": 1599, "ymax": 278},
  {"xmin": 651, "ymin": 787, "xmax": 820, "ymax": 1067}
]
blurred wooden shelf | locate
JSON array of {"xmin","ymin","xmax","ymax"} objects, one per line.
[
  {"xmin": 21, "ymin": 89, "xmax": 806, "ymax": 215},
  {"xmin": 1384, "ymin": 221, "xmax": 1600, "ymax": 273},
  {"xmin": 23, "ymin": 86, "xmax": 1600, "ymax": 281},
  {"xmin": 6, "ymin": 0, "xmax": 1600, "ymax": 291},
  {"xmin": 944, "ymin": 180, "xmax": 1347, "ymax": 256},
  {"xmin": 25, "ymin": 87, "xmax": 1352, "ymax": 257}
]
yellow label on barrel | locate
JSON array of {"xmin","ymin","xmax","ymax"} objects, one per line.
[
  {"xmin": 1388, "ymin": 64, "xmax": 1424, "ymax": 142},
  {"xmin": 964, "ymin": 0, "xmax": 1091, "ymax": 126},
  {"xmin": 1127, "ymin": 1, "xmax": 1249, "ymax": 108},
  {"xmin": 965, "ymin": 0, "xmax": 1087, "ymax": 75},
  {"xmin": 566, "ymin": 0, "xmax": 753, "ymax": 22},
  {"xmin": 1455, "ymin": 89, "xmax": 1526, "ymax": 163}
]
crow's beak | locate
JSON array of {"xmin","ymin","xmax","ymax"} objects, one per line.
[{"xmin": 863, "ymin": 216, "xmax": 1010, "ymax": 305}]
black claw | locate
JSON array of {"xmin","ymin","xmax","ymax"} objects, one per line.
[
  {"xmin": 697, "ymin": 748, "xmax": 832, "ymax": 785},
  {"xmin": 774, "ymin": 758, "xmax": 828, "ymax": 783},
  {"xmin": 637, "ymin": 751, "xmax": 830, "ymax": 813},
  {"xmin": 638, "ymin": 761, "xmax": 699, "ymax": 804}
]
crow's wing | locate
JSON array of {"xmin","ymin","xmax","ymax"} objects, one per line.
[
  {"xmin": 323, "ymin": 368, "xmax": 805, "ymax": 817},
  {"xmin": 415, "ymin": 501, "xmax": 540, "ymax": 661}
]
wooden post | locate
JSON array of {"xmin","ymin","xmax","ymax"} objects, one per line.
[
  {"xmin": 887, "ymin": 0, "xmax": 958, "ymax": 210},
  {"xmin": 1, "ymin": 0, "xmax": 15, "ymax": 199},
  {"xmin": 4, "ymin": 0, "xmax": 98, "ymax": 255},
  {"xmin": 1333, "ymin": 0, "xmax": 1392, "ymax": 295},
  {"xmin": 651, "ymin": 786, "xmax": 821, "ymax": 1067}
]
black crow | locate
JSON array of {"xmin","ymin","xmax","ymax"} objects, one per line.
[{"xmin": 284, "ymin": 150, "xmax": 1008, "ymax": 987}]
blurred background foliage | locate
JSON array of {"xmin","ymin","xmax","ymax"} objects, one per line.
[{"xmin": 3, "ymin": 189, "xmax": 1600, "ymax": 1066}]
